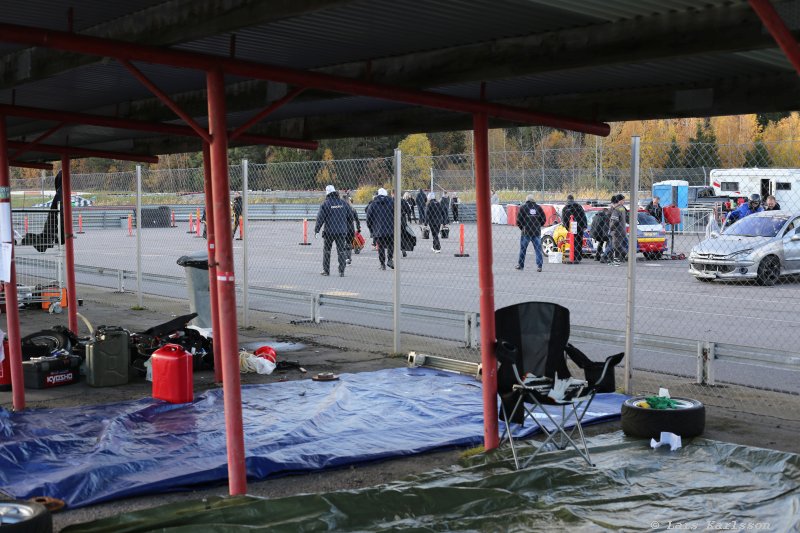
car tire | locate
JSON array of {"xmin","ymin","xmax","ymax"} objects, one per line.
[
  {"xmin": 756, "ymin": 256, "xmax": 780, "ymax": 287},
  {"xmin": 621, "ymin": 396, "xmax": 705, "ymax": 439},
  {"xmin": 0, "ymin": 501, "xmax": 53, "ymax": 533},
  {"xmin": 541, "ymin": 235, "xmax": 556, "ymax": 257},
  {"xmin": 21, "ymin": 329, "xmax": 73, "ymax": 359}
]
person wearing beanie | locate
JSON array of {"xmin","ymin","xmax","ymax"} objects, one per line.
[
  {"xmin": 366, "ymin": 187, "xmax": 396, "ymax": 270},
  {"xmin": 515, "ymin": 193, "xmax": 546, "ymax": 271},
  {"xmin": 425, "ymin": 192, "xmax": 446, "ymax": 253},
  {"xmin": 314, "ymin": 184, "xmax": 353, "ymax": 277}
]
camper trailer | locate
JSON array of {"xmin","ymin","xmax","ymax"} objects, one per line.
[{"xmin": 709, "ymin": 168, "xmax": 800, "ymax": 211}]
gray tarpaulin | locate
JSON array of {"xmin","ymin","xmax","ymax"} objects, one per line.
[{"xmin": 64, "ymin": 431, "xmax": 800, "ymax": 532}]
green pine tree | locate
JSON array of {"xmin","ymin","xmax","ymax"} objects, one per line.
[{"xmin": 743, "ymin": 139, "xmax": 772, "ymax": 168}]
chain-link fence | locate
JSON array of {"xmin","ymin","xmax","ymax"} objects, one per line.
[{"xmin": 10, "ymin": 140, "xmax": 799, "ymax": 420}]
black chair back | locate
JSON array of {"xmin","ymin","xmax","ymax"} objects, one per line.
[{"xmin": 495, "ymin": 302, "xmax": 571, "ymax": 380}]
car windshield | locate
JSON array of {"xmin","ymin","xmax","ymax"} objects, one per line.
[
  {"xmin": 724, "ymin": 215, "xmax": 788, "ymax": 237},
  {"xmin": 637, "ymin": 212, "xmax": 659, "ymax": 225}
]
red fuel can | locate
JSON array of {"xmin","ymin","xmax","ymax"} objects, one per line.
[
  {"xmin": 1, "ymin": 339, "xmax": 11, "ymax": 391},
  {"xmin": 151, "ymin": 343, "xmax": 193, "ymax": 404}
]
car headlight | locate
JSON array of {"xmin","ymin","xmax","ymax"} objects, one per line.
[{"xmin": 727, "ymin": 249, "xmax": 753, "ymax": 259}]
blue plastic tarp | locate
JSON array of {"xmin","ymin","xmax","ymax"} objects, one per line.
[{"xmin": 0, "ymin": 367, "xmax": 625, "ymax": 508}]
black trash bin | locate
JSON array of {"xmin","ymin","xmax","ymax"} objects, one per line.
[{"xmin": 177, "ymin": 252, "xmax": 211, "ymax": 328}]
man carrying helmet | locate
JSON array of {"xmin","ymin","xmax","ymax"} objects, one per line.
[{"xmin": 725, "ymin": 194, "xmax": 764, "ymax": 226}]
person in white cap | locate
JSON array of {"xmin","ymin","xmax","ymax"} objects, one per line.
[
  {"xmin": 366, "ymin": 187, "xmax": 395, "ymax": 270},
  {"xmin": 425, "ymin": 192, "xmax": 446, "ymax": 253},
  {"xmin": 314, "ymin": 185, "xmax": 353, "ymax": 277}
]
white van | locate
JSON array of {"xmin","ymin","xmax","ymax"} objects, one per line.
[{"xmin": 709, "ymin": 168, "xmax": 800, "ymax": 210}]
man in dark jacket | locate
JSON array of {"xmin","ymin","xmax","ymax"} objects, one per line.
[
  {"xmin": 646, "ymin": 196, "xmax": 663, "ymax": 223},
  {"xmin": 405, "ymin": 192, "xmax": 417, "ymax": 222},
  {"xmin": 314, "ymin": 185, "xmax": 353, "ymax": 277},
  {"xmin": 441, "ymin": 192, "xmax": 451, "ymax": 226},
  {"xmin": 416, "ymin": 188, "xmax": 428, "ymax": 225},
  {"xmin": 515, "ymin": 194, "xmax": 547, "ymax": 272},
  {"xmin": 451, "ymin": 194, "xmax": 460, "ymax": 223},
  {"xmin": 561, "ymin": 195, "xmax": 588, "ymax": 262},
  {"xmin": 366, "ymin": 188, "xmax": 395, "ymax": 269},
  {"xmin": 764, "ymin": 195, "xmax": 781, "ymax": 211},
  {"xmin": 425, "ymin": 192, "xmax": 446, "ymax": 253},
  {"xmin": 590, "ymin": 208, "xmax": 610, "ymax": 262},
  {"xmin": 232, "ymin": 192, "xmax": 243, "ymax": 238},
  {"xmin": 608, "ymin": 194, "xmax": 628, "ymax": 266}
]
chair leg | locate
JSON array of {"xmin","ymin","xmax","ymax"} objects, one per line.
[{"xmin": 499, "ymin": 401, "xmax": 521, "ymax": 470}]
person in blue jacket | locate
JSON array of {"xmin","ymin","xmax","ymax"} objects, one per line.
[
  {"xmin": 366, "ymin": 188, "xmax": 396, "ymax": 270},
  {"xmin": 315, "ymin": 184, "xmax": 354, "ymax": 277},
  {"xmin": 725, "ymin": 194, "xmax": 763, "ymax": 227}
]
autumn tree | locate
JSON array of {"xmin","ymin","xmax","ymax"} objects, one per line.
[
  {"xmin": 314, "ymin": 148, "xmax": 337, "ymax": 187},
  {"xmin": 397, "ymin": 133, "xmax": 433, "ymax": 190}
]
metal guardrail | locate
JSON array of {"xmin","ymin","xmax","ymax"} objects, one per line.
[
  {"xmin": 72, "ymin": 262, "xmax": 797, "ymax": 388},
  {"xmin": 14, "ymin": 203, "xmax": 480, "ymax": 230}
]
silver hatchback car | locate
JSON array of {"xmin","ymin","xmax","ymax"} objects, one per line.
[{"xmin": 688, "ymin": 211, "xmax": 800, "ymax": 285}]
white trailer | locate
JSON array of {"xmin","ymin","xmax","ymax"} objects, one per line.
[{"xmin": 709, "ymin": 168, "xmax": 800, "ymax": 211}]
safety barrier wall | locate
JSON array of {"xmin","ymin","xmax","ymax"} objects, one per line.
[{"xmin": 10, "ymin": 138, "xmax": 800, "ymax": 419}]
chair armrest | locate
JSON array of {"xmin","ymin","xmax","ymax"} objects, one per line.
[{"xmin": 593, "ymin": 352, "xmax": 624, "ymax": 390}]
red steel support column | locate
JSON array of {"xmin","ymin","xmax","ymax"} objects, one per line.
[
  {"xmin": 60, "ymin": 157, "xmax": 79, "ymax": 334},
  {"xmin": 207, "ymin": 67, "xmax": 247, "ymax": 495},
  {"xmin": 473, "ymin": 112, "xmax": 498, "ymax": 450},
  {"xmin": 749, "ymin": 0, "xmax": 800, "ymax": 75},
  {"xmin": 0, "ymin": 116, "xmax": 25, "ymax": 410},
  {"xmin": 202, "ymin": 143, "xmax": 223, "ymax": 383}
]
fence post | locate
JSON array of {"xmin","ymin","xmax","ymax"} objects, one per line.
[
  {"xmin": 311, "ymin": 294, "xmax": 321, "ymax": 323},
  {"xmin": 464, "ymin": 312, "xmax": 479, "ymax": 349},
  {"xmin": 624, "ymin": 136, "xmax": 640, "ymax": 394},
  {"xmin": 696, "ymin": 341, "xmax": 716, "ymax": 385},
  {"xmin": 393, "ymin": 149, "xmax": 401, "ymax": 354},
  {"xmin": 136, "ymin": 165, "xmax": 143, "ymax": 308},
  {"xmin": 242, "ymin": 159, "xmax": 250, "ymax": 328}
]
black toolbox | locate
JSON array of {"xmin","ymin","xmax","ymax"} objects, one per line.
[{"xmin": 22, "ymin": 355, "xmax": 82, "ymax": 389}]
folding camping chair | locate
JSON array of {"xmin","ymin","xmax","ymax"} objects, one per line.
[{"xmin": 495, "ymin": 302, "xmax": 623, "ymax": 468}]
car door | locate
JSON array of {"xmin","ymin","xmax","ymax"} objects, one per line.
[{"xmin": 781, "ymin": 217, "xmax": 800, "ymax": 272}]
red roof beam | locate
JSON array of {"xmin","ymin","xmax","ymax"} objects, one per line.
[
  {"xmin": 10, "ymin": 161, "xmax": 53, "ymax": 170},
  {"xmin": 749, "ymin": 0, "xmax": 800, "ymax": 76},
  {"xmin": 0, "ymin": 22, "xmax": 610, "ymax": 137},
  {"xmin": 0, "ymin": 104, "xmax": 317, "ymax": 150},
  {"xmin": 6, "ymin": 140, "xmax": 159, "ymax": 163},
  {"xmin": 10, "ymin": 122, "xmax": 64, "ymax": 159},
  {"xmin": 229, "ymin": 87, "xmax": 305, "ymax": 141},
  {"xmin": 119, "ymin": 59, "xmax": 212, "ymax": 143}
]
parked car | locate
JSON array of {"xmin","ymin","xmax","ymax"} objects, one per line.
[
  {"xmin": 542, "ymin": 208, "xmax": 668, "ymax": 260},
  {"xmin": 541, "ymin": 206, "xmax": 603, "ymax": 257},
  {"xmin": 688, "ymin": 211, "xmax": 800, "ymax": 285},
  {"xmin": 32, "ymin": 195, "xmax": 94, "ymax": 208}
]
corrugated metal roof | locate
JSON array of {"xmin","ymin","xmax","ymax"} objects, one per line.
[{"xmin": 0, "ymin": 0, "xmax": 794, "ymax": 159}]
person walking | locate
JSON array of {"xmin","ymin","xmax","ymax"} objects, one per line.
[
  {"xmin": 314, "ymin": 185, "xmax": 353, "ymax": 277},
  {"xmin": 608, "ymin": 194, "xmax": 628, "ymax": 266},
  {"xmin": 405, "ymin": 192, "xmax": 418, "ymax": 222},
  {"xmin": 561, "ymin": 194, "xmax": 588, "ymax": 262},
  {"xmin": 515, "ymin": 194, "xmax": 546, "ymax": 272},
  {"xmin": 441, "ymin": 191, "xmax": 451, "ymax": 226},
  {"xmin": 344, "ymin": 195, "xmax": 361, "ymax": 264},
  {"xmin": 426, "ymin": 192, "xmax": 446, "ymax": 253},
  {"xmin": 590, "ymin": 207, "xmax": 610, "ymax": 262},
  {"xmin": 416, "ymin": 188, "xmax": 428, "ymax": 225},
  {"xmin": 451, "ymin": 194, "xmax": 460, "ymax": 223},
  {"xmin": 646, "ymin": 196, "xmax": 663, "ymax": 223},
  {"xmin": 366, "ymin": 188, "xmax": 395, "ymax": 270},
  {"xmin": 232, "ymin": 192, "xmax": 243, "ymax": 238}
]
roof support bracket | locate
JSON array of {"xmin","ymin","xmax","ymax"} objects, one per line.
[
  {"xmin": 10, "ymin": 122, "xmax": 64, "ymax": 159},
  {"xmin": 229, "ymin": 86, "xmax": 305, "ymax": 141},
  {"xmin": 119, "ymin": 59, "xmax": 212, "ymax": 143}
]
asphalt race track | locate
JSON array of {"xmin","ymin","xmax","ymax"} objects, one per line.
[{"xmin": 21, "ymin": 220, "xmax": 799, "ymax": 394}]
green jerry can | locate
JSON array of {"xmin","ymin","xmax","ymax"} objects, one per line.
[{"xmin": 86, "ymin": 326, "xmax": 130, "ymax": 387}]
